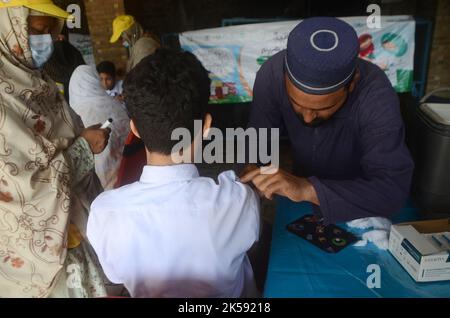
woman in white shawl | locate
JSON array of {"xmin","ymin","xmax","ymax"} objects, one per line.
[
  {"xmin": 69, "ymin": 66, "xmax": 130, "ymax": 190},
  {"xmin": 0, "ymin": 2, "xmax": 110, "ymax": 297}
]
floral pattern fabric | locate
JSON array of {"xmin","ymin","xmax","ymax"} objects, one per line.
[{"xmin": 0, "ymin": 7, "xmax": 106, "ymax": 297}]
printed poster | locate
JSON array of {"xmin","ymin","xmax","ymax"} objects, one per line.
[{"xmin": 180, "ymin": 16, "xmax": 415, "ymax": 104}]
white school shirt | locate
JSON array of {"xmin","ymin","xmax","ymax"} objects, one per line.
[
  {"xmin": 105, "ymin": 80, "xmax": 123, "ymax": 97},
  {"xmin": 87, "ymin": 164, "xmax": 260, "ymax": 298}
]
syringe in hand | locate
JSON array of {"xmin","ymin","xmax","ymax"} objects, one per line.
[{"xmin": 101, "ymin": 118, "xmax": 113, "ymax": 129}]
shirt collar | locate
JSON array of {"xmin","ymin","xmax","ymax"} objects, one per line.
[{"xmin": 140, "ymin": 164, "xmax": 200, "ymax": 184}]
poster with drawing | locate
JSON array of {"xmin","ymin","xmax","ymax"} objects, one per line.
[{"xmin": 179, "ymin": 16, "xmax": 415, "ymax": 104}]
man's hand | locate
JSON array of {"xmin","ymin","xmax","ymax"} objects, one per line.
[
  {"xmin": 240, "ymin": 166, "xmax": 319, "ymax": 204},
  {"xmin": 80, "ymin": 124, "xmax": 111, "ymax": 154}
]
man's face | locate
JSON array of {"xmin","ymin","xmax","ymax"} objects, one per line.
[
  {"xmin": 27, "ymin": 16, "xmax": 57, "ymax": 36},
  {"xmin": 99, "ymin": 72, "xmax": 116, "ymax": 91},
  {"xmin": 285, "ymin": 73, "xmax": 351, "ymax": 127}
]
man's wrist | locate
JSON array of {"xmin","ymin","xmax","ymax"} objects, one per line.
[{"xmin": 296, "ymin": 177, "xmax": 319, "ymax": 205}]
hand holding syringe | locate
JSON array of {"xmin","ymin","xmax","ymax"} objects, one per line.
[
  {"xmin": 80, "ymin": 119, "xmax": 112, "ymax": 154},
  {"xmin": 101, "ymin": 118, "xmax": 113, "ymax": 129}
]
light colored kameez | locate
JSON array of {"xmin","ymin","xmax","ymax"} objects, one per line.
[{"xmin": 69, "ymin": 65, "xmax": 130, "ymax": 190}]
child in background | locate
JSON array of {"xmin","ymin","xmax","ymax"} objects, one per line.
[{"xmin": 97, "ymin": 60, "xmax": 124, "ymax": 103}]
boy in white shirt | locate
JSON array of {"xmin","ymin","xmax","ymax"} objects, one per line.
[
  {"xmin": 87, "ymin": 49, "xmax": 261, "ymax": 298},
  {"xmin": 97, "ymin": 60, "xmax": 124, "ymax": 102}
]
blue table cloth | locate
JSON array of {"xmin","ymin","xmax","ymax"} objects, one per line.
[{"xmin": 263, "ymin": 196, "xmax": 450, "ymax": 297}]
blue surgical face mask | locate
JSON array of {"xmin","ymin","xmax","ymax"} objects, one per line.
[{"xmin": 29, "ymin": 34, "xmax": 54, "ymax": 68}]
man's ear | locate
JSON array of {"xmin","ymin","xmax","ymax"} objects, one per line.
[
  {"xmin": 130, "ymin": 119, "xmax": 141, "ymax": 139},
  {"xmin": 348, "ymin": 69, "xmax": 360, "ymax": 93},
  {"xmin": 202, "ymin": 113, "xmax": 212, "ymax": 138}
]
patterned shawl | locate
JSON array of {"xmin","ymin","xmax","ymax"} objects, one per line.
[{"xmin": 0, "ymin": 7, "xmax": 93, "ymax": 297}]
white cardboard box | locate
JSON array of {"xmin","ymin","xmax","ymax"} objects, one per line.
[{"xmin": 388, "ymin": 218, "xmax": 450, "ymax": 282}]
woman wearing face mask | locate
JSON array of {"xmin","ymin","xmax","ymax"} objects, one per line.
[
  {"xmin": 110, "ymin": 15, "xmax": 160, "ymax": 72},
  {"xmin": 0, "ymin": 1, "xmax": 110, "ymax": 297}
]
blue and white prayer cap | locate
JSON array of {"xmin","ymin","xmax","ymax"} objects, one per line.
[{"xmin": 285, "ymin": 17, "xmax": 359, "ymax": 95}]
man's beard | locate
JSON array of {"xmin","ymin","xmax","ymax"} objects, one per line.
[{"xmin": 297, "ymin": 114, "xmax": 326, "ymax": 127}]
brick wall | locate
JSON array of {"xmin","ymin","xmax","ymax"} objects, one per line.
[
  {"xmin": 426, "ymin": 0, "xmax": 450, "ymax": 93},
  {"xmin": 83, "ymin": 0, "xmax": 127, "ymax": 73}
]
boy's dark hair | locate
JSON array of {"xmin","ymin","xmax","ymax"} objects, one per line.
[
  {"xmin": 123, "ymin": 49, "xmax": 211, "ymax": 155},
  {"xmin": 96, "ymin": 61, "xmax": 116, "ymax": 76}
]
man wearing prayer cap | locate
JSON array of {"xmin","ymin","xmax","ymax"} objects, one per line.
[{"xmin": 241, "ymin": 17, "xmax": 414, "ymax": 224}]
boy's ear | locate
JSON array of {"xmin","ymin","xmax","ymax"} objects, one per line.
[
  {"xmin": 202, "ymin": 113, "xmax": 212, "ymax": 138},
  {"xmin": 130, "ymin": 119, "xmax": 141, "ymax": 139}
]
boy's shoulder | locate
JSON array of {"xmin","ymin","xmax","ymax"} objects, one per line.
[
  {"xmin": 191, "ymin": 170, "xmax": 258, "ymax": 204},
  {"xmin": 193, "ymin": 170, "xmax": 241, "ymax": 188},
  {"xmin": 91, "ymin": 181, "xmax": 140, "ymax": 211},
  {"xmin": 90, "ymin": 170, "xmax": 258, "ymax": 212}
]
